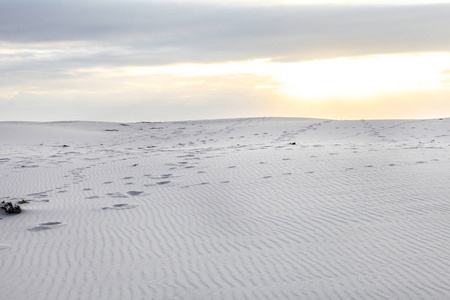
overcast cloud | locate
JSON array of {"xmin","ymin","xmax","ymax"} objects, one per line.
[{"xmin": 2, "ymin": 0, "xmax": 450, "ymax": 69}]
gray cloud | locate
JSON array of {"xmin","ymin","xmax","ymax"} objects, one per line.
[{"xmin": 1, "ymin": 0, "xmax": 450, "ymax": 70}]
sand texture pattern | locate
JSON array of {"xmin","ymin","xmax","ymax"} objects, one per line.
[{"xmin": 1, "ymin": 118, "xmax": 449, "ymax": 299}]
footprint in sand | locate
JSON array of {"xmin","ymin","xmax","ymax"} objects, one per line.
[
  {"xmin": 156, "ymin": 181, "xmax": 171, "ymax": 185},
  {"xmin": 29, "ymin": 222, "xmax": 66, "ymax": 231},
  {"xmin": 106, "ymin": 192, "xmax": 128, "ymax": 198},
  {"xmin": 28, "ymin": 199, "xmax": 50, "ymax": 203},
  {"xmin": 0, "ymin": 244, "xmax": 11, "ymax": 251},
  {"xmin": 102, "ymin": 203, "xmax": 139, "ymax": 210},
  {"xmin": 127, "ymin": 191, "xmax": 143, "ymax": 196},
  {"xmin": 27, "ymin": 191, "xmax": 51, "ymax": 198}
]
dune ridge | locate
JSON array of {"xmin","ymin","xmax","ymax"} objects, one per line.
[{"xmin": 1, "ymin": 117, "xmax": 449, "ymax": 299}]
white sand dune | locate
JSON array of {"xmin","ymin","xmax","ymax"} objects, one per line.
[{"xmin": 1, "ymin": 117, "xmax": 449, "ymax": 299}]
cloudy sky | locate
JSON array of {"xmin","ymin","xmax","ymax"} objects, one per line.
[{"xmin": 1, "ymin": 0, "xmax": 450, "ymax": 121}]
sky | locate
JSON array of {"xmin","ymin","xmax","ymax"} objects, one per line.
[{"xmin": 1, "ymin": 0, "xmax": 450, "ymax": 121}]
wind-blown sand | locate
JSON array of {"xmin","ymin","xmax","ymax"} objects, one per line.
[{"xmin": 1, "ymin": 117, "xmax": 449, "ymax": 299}]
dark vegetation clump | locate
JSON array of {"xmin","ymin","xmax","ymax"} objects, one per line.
[{"xmin": 1, "ymin": 201, "xmax": 22, "ymax": 214}]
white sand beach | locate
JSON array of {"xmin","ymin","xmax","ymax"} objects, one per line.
[{"xmin": 1, "ymin": 117, "xmax": 449, "ymax": 299}]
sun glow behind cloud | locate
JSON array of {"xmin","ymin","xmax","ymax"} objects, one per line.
[
  {"xmin": 126, "ymin": 53, "xmax": 450, "ymax": 99},
  {"xmin": 3, "ymin": 49, "xmax": 450, "ymax": 121},
  {"xmin": 275, "ymin": 54, "xmax": 449, "ymax": 98}
]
